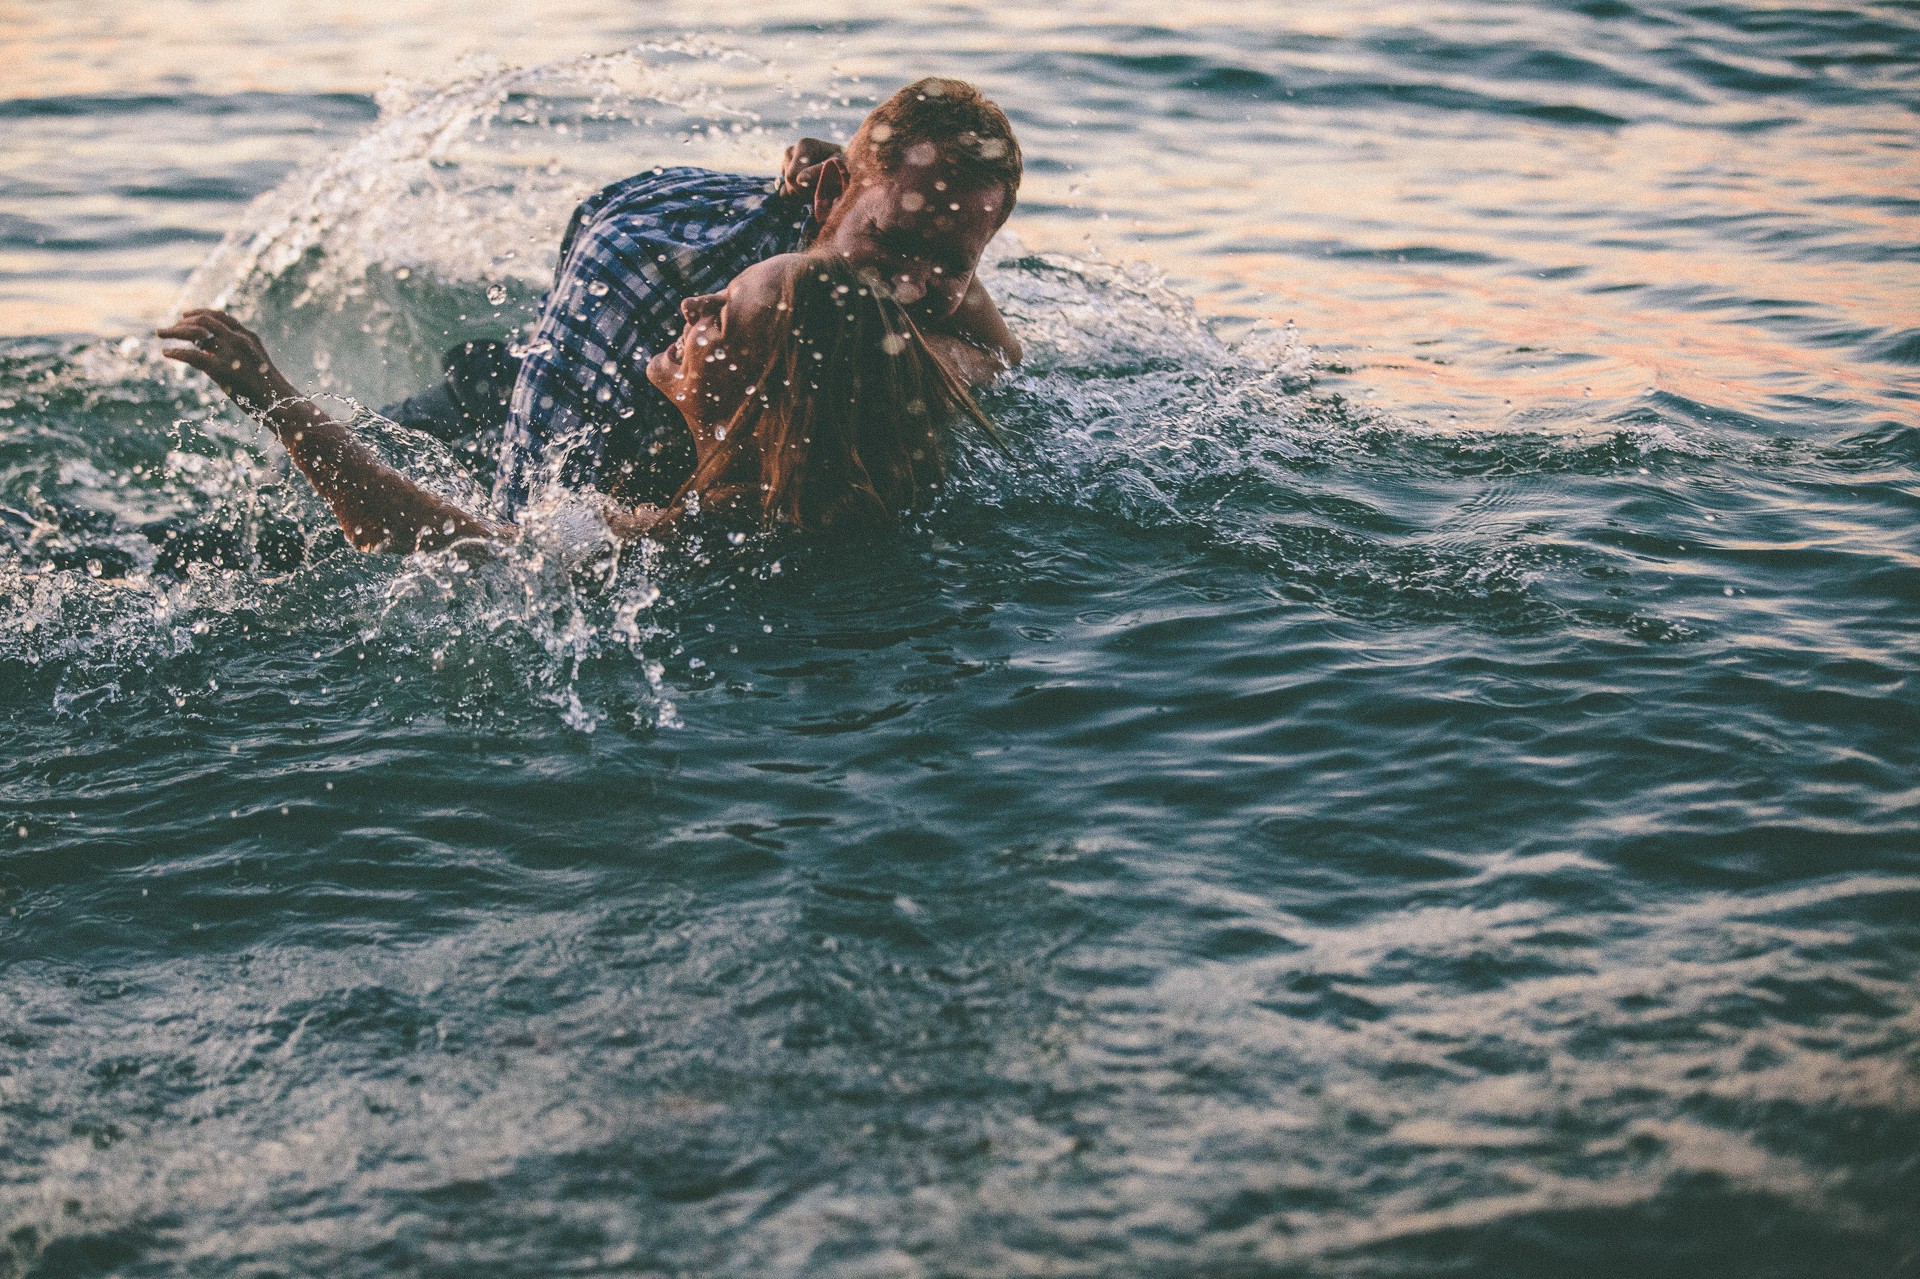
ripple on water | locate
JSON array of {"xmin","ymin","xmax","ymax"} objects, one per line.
[{"xmin": 3, "ymin": 21, "xmax": 1919, "ymax": 1279}]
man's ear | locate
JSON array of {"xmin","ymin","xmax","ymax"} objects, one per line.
[{"xmin": 811, "ymin": 155, "xmax": 850, "ymax": 229}]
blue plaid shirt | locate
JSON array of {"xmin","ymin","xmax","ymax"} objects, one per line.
[{"xmin": 497, "ymin": 167, "xmax": 811, "ymax": 513}]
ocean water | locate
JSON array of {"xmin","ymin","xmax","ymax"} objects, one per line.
[{"xmin": 3, "ymin": 2, "xmax": 1918, "ymax": 1275}]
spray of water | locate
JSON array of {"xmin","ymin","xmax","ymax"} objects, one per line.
[{"xmin": 1, "ymin": 45, "xmax": 1725, "ymax": 731}]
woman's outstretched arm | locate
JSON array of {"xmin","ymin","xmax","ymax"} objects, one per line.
[{"xmin": 159, "ymin": 310, "xmax": 511, "ymax": 553}]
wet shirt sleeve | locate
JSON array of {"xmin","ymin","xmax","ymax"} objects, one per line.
[
  {"xmin": 494, "ymin": 169, "xmax": 809, "ymax": 515},
  {"xmin": 501, "ymin": 220, "xmax": 677, "ymax": 507}
]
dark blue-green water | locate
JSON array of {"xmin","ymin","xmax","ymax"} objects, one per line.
[{"xmin": 3, "ymin": 3, "xmax": 1918, "ymax": 1276}]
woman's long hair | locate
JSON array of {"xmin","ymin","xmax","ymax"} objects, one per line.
[{"xmin": 672, "ymin": 255, "xmax": 1000, "ymax": 532}]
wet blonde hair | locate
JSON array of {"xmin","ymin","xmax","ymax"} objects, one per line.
[{"xmin": 674, "ymin": 255, "xmax": 999, "ymax": 532}]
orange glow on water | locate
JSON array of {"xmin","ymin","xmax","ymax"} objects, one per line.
[{"xmin": 3, "ymin": 0, "xmax": 1915, "ymax": 425}]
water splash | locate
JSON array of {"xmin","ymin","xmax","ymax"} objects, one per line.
[
  {"xmin": 0, "ymin": 45, "xmax": 1756, "ymax": 730},
  {"xmin": 180, "ymin": 42, "xmax": 777, "ymax": 318}
]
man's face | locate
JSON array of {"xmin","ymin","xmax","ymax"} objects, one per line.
[{"xmin": 814, "ymin": 157, "xmax": 1005, "ymax": 322}]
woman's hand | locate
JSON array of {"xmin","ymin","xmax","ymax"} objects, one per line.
[
  {"xmin": 776, "ymin": 138, "xmax": 843, "ymax": 198},
  {"xmin": 158, "ymin": 309, "xmax": 505, "ymax": 554},
  {"xmin": 158, "ymin": 309, "xmax": 299, "ymax": 416}
]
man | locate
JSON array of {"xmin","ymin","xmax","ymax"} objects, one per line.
[
  {"xmin": 33, "ymin": 79, "xmax": 1017, "ymax": 583},
  {"xmin": 458, "ymin": 76, "xmax": 1023, "ymax": 515}
]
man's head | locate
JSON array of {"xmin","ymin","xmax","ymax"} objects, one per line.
[{"xmin": 810, "ymin": 78, "xmax": 1021, "ymax": 321}]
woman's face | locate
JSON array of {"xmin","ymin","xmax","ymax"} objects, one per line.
[{"xmin": 646, "ymin": 254, "xmax": 803, "ymax": 437}]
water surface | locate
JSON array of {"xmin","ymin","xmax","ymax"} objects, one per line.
[{"xmin": 3, "ymin": 3, "xmax": 1917, "ymax": 1275}]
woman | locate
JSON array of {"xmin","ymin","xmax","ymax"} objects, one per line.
[{"xmin": 158, "ymin": 253, "xmax": 1000, "ymax": 554}]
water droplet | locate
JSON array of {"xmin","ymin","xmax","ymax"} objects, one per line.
[{"xmin": 486, "ymin": 284, "xmax": 508, "ymax": 306}]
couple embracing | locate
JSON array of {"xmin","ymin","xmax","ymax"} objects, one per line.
[{"xmin": 161, "ymin": 78, "xmax": 1023, "ymax": 553}]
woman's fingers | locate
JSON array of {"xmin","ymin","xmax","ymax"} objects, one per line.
[
  {"xmin": 159, "ymin": 312, "xmax": 264, "ymax": 360},
  {"xmin": 778, "ymin": 138, "xmax": 842, "ymax": 196},
  {"xmin": 161, "ymin": 344, "xmax": 241, "ymax": 377},
  {"xmin": 157, "ymin": 322, "xmax": 220, "ymax": 364},
  {"xmin": 156, "ymin": 322, "xmax": 212, "ymax": 346},
  {"xmin": 181, "ymin": 308, "xmax": 244, "ymax": 333},
  {"xmin": 165, "ymin": 311, "xmax": 258, "ymax": 353},
  {"xmin": 160, "ymin": 345, "xmax": 217, "ymax": 371},
  {"xmin": 158, "ymin": 315, "xmax": 235, "ymax": 345}
]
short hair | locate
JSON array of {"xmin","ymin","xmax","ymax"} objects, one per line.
[{"xmin": 846, "ymin": 78, "xmax": 1022, "ymax": 208}]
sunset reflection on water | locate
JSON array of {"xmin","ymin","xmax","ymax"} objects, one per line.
[{"xmin": 3, "ymin": 0, "xmax": 1914, "ymax": 424}]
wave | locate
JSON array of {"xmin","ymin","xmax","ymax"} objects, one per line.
[{"xmin": 0, "ymin": 44, "xmax": 1869, "ymax": 730}]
